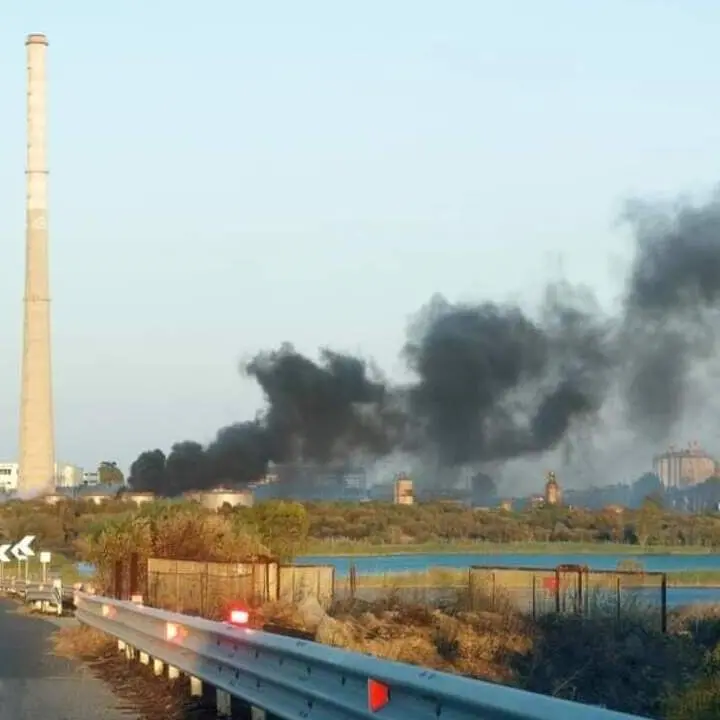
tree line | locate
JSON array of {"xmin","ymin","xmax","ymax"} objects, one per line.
[{"xmin": 2, "ymin": 497, "xmax": 720, "ymax": 564}]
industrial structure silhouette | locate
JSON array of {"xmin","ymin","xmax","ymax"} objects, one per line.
[{"xmin": 18, "ymin": 33, "xmax": 55, "ymax": 495}]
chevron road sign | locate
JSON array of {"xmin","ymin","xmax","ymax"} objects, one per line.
[
  {"xmin": 9, "ymin": 535, "xmax": 35, "ymax": 560},
  {"xmin": 0, "ymin": 544, "xmax": 11, "ymax": 563}
]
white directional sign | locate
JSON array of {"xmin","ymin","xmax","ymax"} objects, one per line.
[
  {"xmin": 10, "ymin": 535, "xmax": 35, "ymax": 560},
  {"xmin": 0, "ymin": 544, "xmax": 11, "ymax": 563}
]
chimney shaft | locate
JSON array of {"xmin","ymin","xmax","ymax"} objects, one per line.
[{"xmin": 19, "ymin": 33, "xmax": 55, "ymax": 495}]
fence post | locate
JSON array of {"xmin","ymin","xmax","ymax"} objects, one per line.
[
  {"xmin": 576, "ymin": 569, "xmax": 582, "ymax": 615},
  {"xmin": 660, "ymin": 573, "xmax": 668, "ymax": 633},
  {"xmin": 113, "ymin": 560, "xmax": 123, "ymax": 600},
  {"xmin": 531, "ymin": 574, "xmax": 537, "ymax": 620},
  {"xmin": 129, "ymin": 553, "xmax": 142, "ymax": 604},
  {"xmin": 554, "ymin": 567, "xmax": 561, "ymax": 613},
  {"xmin": 616, "ymin": 577, "xmax": 621, "ymax": 622}
]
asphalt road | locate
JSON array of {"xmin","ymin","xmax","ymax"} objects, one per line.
[{"xmin": 0, "ymin": 598, "xmax": 137, "ymax": 720}]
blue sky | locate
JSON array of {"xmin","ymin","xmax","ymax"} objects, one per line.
[{"xmin": 1, "ymin": 1, "xmax": 719, "ymax": 474}]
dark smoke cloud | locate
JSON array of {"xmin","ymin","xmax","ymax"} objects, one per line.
[
  {"xmin": 403, "ymin": 286, "xmax": 614, "ymax": 466},
  {"xmin": 245, "ymin": 344, "xmax": 400, "ymax": 462},
  {"xmin": 620, "ymin": 195, "xmax": 720, "ymax": 441},
  {"xmin": 129, "ymin": 191, "xmax": 720, "ymax": 496}
]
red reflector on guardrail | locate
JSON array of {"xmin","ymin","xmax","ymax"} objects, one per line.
[
  {"xmin": 230, "ymin": 609, "xmax": 249, "ymax": 625},
  {"xmin": 368, "ymin": 678, "xmax": 389, "ymax": 712},
  {"xmin": 166, "ymin": 623, "xmax": 180, "ymax": 641}
]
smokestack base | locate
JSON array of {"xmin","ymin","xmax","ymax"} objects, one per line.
[{"xmin": 26, "ymin": 34, "xmax": 48, "ymax": 46}]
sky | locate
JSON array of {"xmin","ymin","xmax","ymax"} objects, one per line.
[{"xmin": 1, "ymin": 1, "xmax": 720, "ymax": 475}]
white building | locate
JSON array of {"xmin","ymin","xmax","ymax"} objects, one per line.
[
  {"xmin": 56, "ymin": 462, "xmax": 85, "ymax": 488},
  {"xmin": 0, "ymin": 463, "xmax": 19, "ymax": 493},
  {"xmin": 82, "ymin": 471, "xmax": 100, "ymax": 486},
  {"xmin": 0, "ymin": 461, "xmax": 85, "ymax": 493}
]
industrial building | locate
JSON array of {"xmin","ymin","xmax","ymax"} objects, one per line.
[
  {"xmin": 393, "ymin": 473, "xmax": 414, "ymax": 504},
  {"xmin": 18, "ymin": 34, "xmax": 56, "ymax": 496},
  {"xmin": 0, "ymin": 461, "xmax": 84, "ymax": 493},
  {"xmin": 254, "ymin": 462, "xmax": 369, "ymax": 502},
  {"xmin": 544, "ymin": 471, "xmax": 561, "ymax": 506},
  {"xmin": 184, "ymin": 488, "xmax": 254, "ymax": 510},
  {"xmin": 652, "ymin": 442, "xmax": 718, "ymax": 488}
]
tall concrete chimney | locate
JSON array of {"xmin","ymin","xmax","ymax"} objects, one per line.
[{"xmin": 18, "ymin": 33, "xmax": 55, "ymax": 495}]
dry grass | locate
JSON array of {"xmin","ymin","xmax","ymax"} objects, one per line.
[
  {"xmin": 260, "ymin": 591, "xmax": 720, "ymax": 717},
  {"xmin": 52, "ymin": 625, "xmax": 114, "ymax": 660},
  {"xmin": 260, "ymin": 591, "xmax": 532, "ymax": 683}
]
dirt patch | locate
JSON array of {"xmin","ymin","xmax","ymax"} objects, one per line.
[{"xmin": 51, "ymin": 626, "xmax": 217, "ymax": 720}]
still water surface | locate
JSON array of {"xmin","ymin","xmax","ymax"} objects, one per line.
[
  {"xmin": 297, "ymin": 552, "xmax": 720, "ymax": 607},
  {"xmin": 296, "ymin": 551, "xmax": 720, "ymax": 575}
]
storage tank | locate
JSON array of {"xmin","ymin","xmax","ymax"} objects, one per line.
[{"xmin": 185, "ymin": 488, "xmax": 254, "ymax": 510}]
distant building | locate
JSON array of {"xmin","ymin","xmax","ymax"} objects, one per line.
[
  {"xmin": 55, "ymin": 462, "xmax": 85, "ymax": 488},
  {"xmin": 185, "ymin": 488, "xmax": 254, "ymax": 511},
  {"xmin": 0, "ymin": 463, "xmax": 19, "ymax": 493},
  {"xmin": 0, "ymin": 461, "xmax": 84, "ymax": 493},
  {"xmin": 393, "ymin": 474, "xmax": 414, "ymax": 505},
  {"xmin": 544, "ymin": 471, "xmax": 561, "ymax": 506},
  {"xmin": 255, "ymin": 462, "xmax": 368, "ymax": 502},
  {"xmin": 122, "ymin": 491, "xmax": 156, "ymax": 506},
  {"xmin": 81, "ymin": 470, "xmax": 101, "ymax": 486},
  {"xmin": 653, "ymin": 442, "xmax": 718, "ymax": 488},
  {"xmin": 72, "ymin": 482, "xmax": 126, "ymax": 503}
]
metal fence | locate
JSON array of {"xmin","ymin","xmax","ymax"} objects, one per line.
[
  {"xmin": 468, "ymin": 564, "xmax": 668, "ymax": 631},
  {"xmin": 336, "ymin": 563, "xmax": 668, "ymax": 631},
  {"xmin": 145, "ymin": 559, "xmax": 335, "ymax": 618},
  {"xmin": 147, "ymin": 569, "xmax": 260, "ymax": 618}
]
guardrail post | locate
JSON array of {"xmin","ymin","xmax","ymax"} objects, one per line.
[
  {"xmin": 152, "ymin": 658, "xmax": 164, "ymax": 676},
  {"xmin": 190, "ymin": 676, "xmax": 202, "ymax": 696},
  {"xmin": 167, "ymin": 665, "xmax": 180, "ymax": 680}
]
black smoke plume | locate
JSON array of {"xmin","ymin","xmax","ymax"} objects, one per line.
[{"xmin": 128, "ymin": 192, "xmax": 720, "ymax": 496}]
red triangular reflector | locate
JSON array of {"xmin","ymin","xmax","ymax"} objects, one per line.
[{"xmin": 368, "ymin": 678, "xmax": 390, "ymax": 712}]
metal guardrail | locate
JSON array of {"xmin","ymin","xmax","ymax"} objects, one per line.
[
  {"xmin": 75, "ymin": 593, "xmax": 648, "ymax": 720},
  {"xmin": 0, "ymin": 577, "xmax": 64, "ymax": 614}
]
